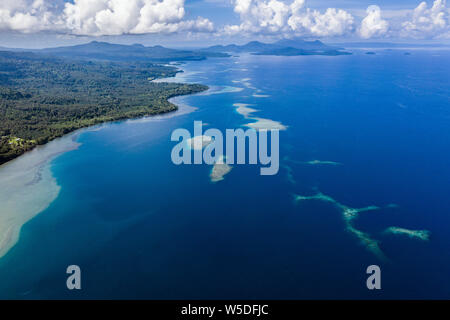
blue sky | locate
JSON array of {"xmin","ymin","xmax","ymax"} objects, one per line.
[{"xmin": 0, "ymin": 0, "xmax": 449, "ymax": 48}]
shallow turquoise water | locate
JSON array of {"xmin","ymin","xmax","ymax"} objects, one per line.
[{"xmin": 0, "ymin": 50, "xmax": 450, "ymax": 299}]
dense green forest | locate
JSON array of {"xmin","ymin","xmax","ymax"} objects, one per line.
[{"xmin": 0, "ymin": 51, "xmax": 207, "ymax": 165}]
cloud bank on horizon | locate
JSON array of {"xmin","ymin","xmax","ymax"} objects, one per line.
[{"xmin": 0, "ymin": 0, "xmax": 449, "ymax": 40}]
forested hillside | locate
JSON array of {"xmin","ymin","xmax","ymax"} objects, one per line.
[{"xmin": 0, "ymin": 51, "xmax": 207, "ymax": 165}]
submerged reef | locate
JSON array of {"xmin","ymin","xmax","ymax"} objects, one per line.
[
  {"xmin": 284, "ymin": 156, "xmax": 342, "ymax": 167},
  {"xmin": 384, "ymin": 227, "xmax": 430, "ymax": 241},
  {"xmin": 244, "ymin": 117, "xmax": 287, "ymax": 131},
  {"xmin": 294, "ymin": 192, "xmax": 387, "ymax": 261},
  {"xmin": 305, "ymin": 160, "xmax": 342, "ymax": 166},
  {"xmin": 233, "ymin": 103, "xmax": 259, "ymax": 118},
  {"xmin": 232, "ymin": 102, "xmax": 287, "ymax": 131},
  {"xmin": 187, "ymin": 135, "xmax": 213, "ymax": 150},
  {"xmin": 282, "ymin": 164, "xmax": 296, "ymax": 185},
  {"xmin": 198, "ymin": 85, "xmax": 244, "ymax": 96},
  {"xmin": 210, "ymin": 155, "xmax": 232, "ymax": 183},
  {"xmin": 294, "ymin": 191, "xmax": 431, "ymax": 260}
]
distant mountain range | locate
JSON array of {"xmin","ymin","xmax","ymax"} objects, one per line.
[
  {"xmin": 203, "ymin": 39, "xmax": 351, "ymax": 56},
  {"xmin": 0, "ymin": 46, "xmax": 17, "ymax": 52},
  {"xmin": 0, "ymin": 41, "xmax": 229, "ymax": 62},
  {"xmin": 0, "ymin": 39, "xmax": 352, "ymax": 62},
  {"xmin": 1, "ymin": 40, "xmax": 448, "ymax": 62}
]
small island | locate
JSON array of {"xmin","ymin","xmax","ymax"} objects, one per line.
[
  {"xmin": 253, "ymin": 47, "xmax": 351, "ymax": 56},
  {"xmin": 203, "ymin": 39, "xmax": 352, "ymax": 56}
]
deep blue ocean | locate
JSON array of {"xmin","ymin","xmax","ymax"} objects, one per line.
[{"xmin": 0, "ymin": 49, "xmax": 449, "ymax": 299}]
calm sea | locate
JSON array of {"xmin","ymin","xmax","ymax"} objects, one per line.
[{"xmin": 0, "ymin": 49, "xmax": 449, "ymax": 299}]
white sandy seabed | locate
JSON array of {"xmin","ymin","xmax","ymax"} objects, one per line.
[
  {"xmin": 0, "ymin": 61, "xmax": 233, "ymax": 259},
  {"xmin": 232, "ymin": 103, "xmax": 288, "ymax": 131},
  {"xmin": 0, "ymin": 88, "xmax": 201, "ymax": 259},
  {"xmin": 0, "ymin": 66, "xmax": 287, "ymax": 258},
  {"xmin": 0, "ymin": 133, "xmax": 81, "ymax": 258}
]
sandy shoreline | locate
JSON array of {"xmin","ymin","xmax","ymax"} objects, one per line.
[
  {"xmin": 0, "ymin": 65, "xmax": 202, "ymax": 259},
  {"xmin": 0, "ymin": 132, "xmax": 80, "ymax": 258}
]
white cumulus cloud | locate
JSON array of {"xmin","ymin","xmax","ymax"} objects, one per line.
[
  {"xmin": 288, "ymin": 7, "xmax": 355, "ymax": 37},
  {"xmin": 1, "ymin": 0, "xmax": 450, "ymax": 40},
  {"xmin": 0, "ymin": 0, "xmax": 54, "ymax": 33},
  {"xmin": 401, "ymin": 0, "xmax": 450, "ymax": 39},
  {"xmin": 224, "ymin": 0, "xmax": 354, "ymax": 37},
  {"xmin": 64, "ymin": 0, "xmax": 214, "ymax": 36},
  {"xmin": 359, "ymin": 5, "xmax": 389, "ymax": 39},
  {"xmin": 229, "ymin": 0, "xmax": 291, "ymax": 34},
  {"xmin": 0, "ymin": 0, "xmax": 214, "ymax": 35}
]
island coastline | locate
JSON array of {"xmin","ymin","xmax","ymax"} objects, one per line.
[{"xmin": 0, "ymin": 65, "xmax": 207, "ymax": 259}]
